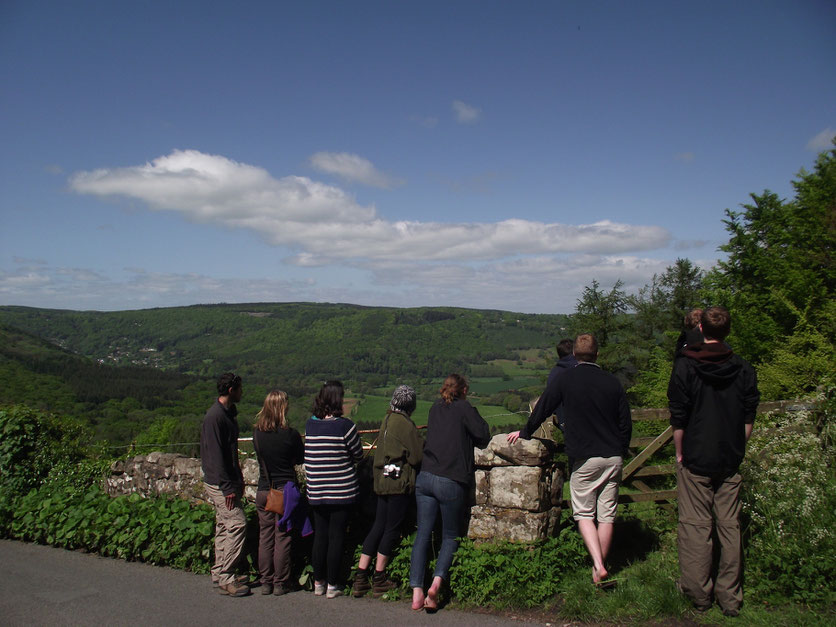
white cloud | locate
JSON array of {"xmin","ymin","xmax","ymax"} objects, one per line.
[
  {"xmin": 70, "ymin": 150, "xmax": 671, "ymax": 268},
  {"xmin": 806, "ymin": 128, "xmax": 835, "ymax": 152},
  {"xmin": 0, "ymin": 265, "xmax": 320, "ymax": 311},
  {"xmin": 452, "ymin": 100, "xmax": 481, "ymax": 124},
  {"xmin": 309, "ymin": 151, "xmax": 404, "ymax": 189},
  {"xmin": 0, "ymin": 252, "xmax": 688, "ymax": 314}
]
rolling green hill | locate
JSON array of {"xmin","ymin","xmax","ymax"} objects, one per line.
[
  {"xmin": 0, "ymin": 303, "xmax": 569, "ymax": 390},
  {"xmin": 0, "ymin": 303, "xmax": 570, "ymax": 446}
]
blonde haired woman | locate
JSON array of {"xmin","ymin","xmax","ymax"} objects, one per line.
[{"xmin": 253, "ymin": 389, "xmax": 303, "ymax": 596}]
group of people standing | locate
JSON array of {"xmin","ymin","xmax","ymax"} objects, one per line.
[
  {"xmin": 200, "ymin": 305, "xmax": 759, "ymax": 617},
  {"xmin": 200, "ymin": 372, "xmax": 489, "ymax": 612}
]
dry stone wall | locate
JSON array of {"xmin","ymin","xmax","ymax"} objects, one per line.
[
  {"xmin": 468, "ymin": 434, "xmax": 564, "ymax": 543},
  {"xmin": 106, "ymin": 453, "xmax": 262, "ymax": 503},
  {"xmin": 108, "ymin": 434, "xmax": 563, "ymax": 543}
]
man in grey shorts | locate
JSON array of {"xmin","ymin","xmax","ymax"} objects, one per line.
[{"xmin": 508, "ymin": 334, "xmax": 631, "ymax": 584}]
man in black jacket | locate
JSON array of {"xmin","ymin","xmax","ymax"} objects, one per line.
[
  {"xmin": 508, "ymin": 334, "xmax": 631, "ymax": 584},
  {"xmin": 537, "ymin": 338, "xmax": 578, "ymax": 435},
  {"xmin": 201, "ymin": 372, "xmax": 250, "ymax": 597},
  {"xmin": 668, "ymin": 307, "xmax": 759, "ymax": 617}
]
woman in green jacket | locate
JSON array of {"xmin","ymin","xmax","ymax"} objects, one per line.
[{"xmin": 351, "ymin": 385, "xmax": 423, "ymax": 598}]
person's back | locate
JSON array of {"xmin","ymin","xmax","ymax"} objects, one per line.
[
  {"xmin": 668, "ymin": 307, "xmax": 759, "ymax": 617},
  {"xmin": 558, "ymin": 363, "xmax": 631, "ymax": 460},
  {"xmin": 669, "ymin": 343, "xmax": 757, "ymax": 475},
  {"xmin": 421, "ymin": 396, "xmax": 490, "ymax": 484}
]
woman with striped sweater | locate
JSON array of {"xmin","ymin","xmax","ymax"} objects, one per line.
[{"xmin": 304, "ymin": 380, "xmax": 363, "ymax": 598}]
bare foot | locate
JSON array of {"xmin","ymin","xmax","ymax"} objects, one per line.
[
  {"xmin": 592, "ymin": 565, "xmax": 608, "ymax": 583},
  {"xmin": 425, "ymin": 585, "xmax": 440, "ymax": 611},
  {"xmin": 411, "ymin": 588, "xmax": 425, "ymax": 611}
]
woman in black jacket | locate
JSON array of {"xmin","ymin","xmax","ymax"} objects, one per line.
[
  {"xmin": 253, "ymin": 389, "xmax": 303, "ymax": 596},
  {"xmin": 408, "ymin": 374, "xmax": 490, "ymax": 611}
]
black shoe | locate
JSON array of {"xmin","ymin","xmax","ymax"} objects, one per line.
[{"xmin": 722, "ymin": 607, "xmax": 740, "ymax": 617}]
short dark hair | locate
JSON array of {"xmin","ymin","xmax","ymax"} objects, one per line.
[
  {"xmin": 684, "ymin": 308, "xmax": 703, "ymax": 330},
  {"xmin": 556, "ymin": 338, "xmax": 574, "ymax": 358},
  {"xmin": 701, "ymin": 306, "xmax": 731, "ymax": 341},
  {"xmin": 217, "ymin": 372, "xmax": 242, "ymax": 396},
  {"xmin": 573, "ymin": 334, "xmax": 598, "ymax": 363},
  {"xmin": 313, "ymin": 380, "xmax": 345, "ymax": 419}
]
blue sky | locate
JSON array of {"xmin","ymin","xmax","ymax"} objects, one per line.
[{"xmin": 1, "ymin": 1, "xmax": 834, "ymax": 314}]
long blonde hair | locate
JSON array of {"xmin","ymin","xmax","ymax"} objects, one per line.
[{"xmin": 254, "ymin": 389, "xmax": 289, "ymax": 432}]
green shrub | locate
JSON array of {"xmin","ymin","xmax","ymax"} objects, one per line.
[
  {"xmin": 756, "ymin": 308, "xmax": 835, "ymax": 401},
  {"xmin": 382, "ymin": 524, "xmax": 587, "ymax": 608},
  {"xmin": 449, "ymin": 527, "xmax": 588, "ymax": 608},
  {"xmin": 5, "ymin": 483, "xmax": 216, "ymax": 572},
  {"xmin": 740, "ymin": 390, "xmax": 836, "ymax": 606},
  {"xmin": 0, "ymin": 404, "xmax": 92, "ymax": 496}
]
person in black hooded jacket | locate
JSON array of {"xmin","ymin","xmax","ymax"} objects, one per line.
[{"xmin": 668, "ymin": 307, "xmax": 759, "ymax": 617}]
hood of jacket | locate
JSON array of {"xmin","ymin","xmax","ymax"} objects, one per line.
[
  {"xmin": 555, "ymin": 354, "xmax": 579, "ymax": 370},
  {"xmin": 682, "ymin": 342, "xmax": 742, "ymax": 385}
]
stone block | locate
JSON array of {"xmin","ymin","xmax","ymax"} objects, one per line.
[
  {"xmin": 487, "ymin": 466, "xmax": 549, "ymax": 511},
  {"xmin": 242, "ymin": 459, "xmax": 259, "ymax": 485},
  {"xmin": 473, "ymin": 446, "xmax": 512, "ymax": 467},
  {"xmin": 173, "ymin": 456, "xmax": 202, "ymax": 479},
  {"xmin": 474, "ymin": 469, "xmax": 489, "ymax": 505},
  {"xmin": 467, "ymin": 505, "xmax": 562, "ymax": 543},
  {"xmin": 489, "ymin": 434, "xmax": 556, "ymax": 466}
]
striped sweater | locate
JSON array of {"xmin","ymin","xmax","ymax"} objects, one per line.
[{"xmin": 304, "ymin": 415, "xmax": 364, "ymax": 505}]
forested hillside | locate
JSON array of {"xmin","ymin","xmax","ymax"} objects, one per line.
[
  {"xmin": 0, "ymin": 303, "xmax": 569, "ymax": 393},
  {"xmin": 0, "ymin": 305, "xmax": 570, "ymax": 447}
]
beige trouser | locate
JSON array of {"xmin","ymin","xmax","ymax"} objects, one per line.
[
  {"xmin": 676, "ymin": 463, "xmax": 743, "ymax": 612},
  {"xmin": 204, "ymin": 483, "xmax": 248, "ymax": 586},
  {"xmin": 570, "ymin": 456, "xmax": 623, "ymax": 523}
]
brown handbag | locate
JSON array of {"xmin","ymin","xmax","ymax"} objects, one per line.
[
  {"xmin": 265, "ymin": 485, "xmax": 284, "ymax": 515},
  {"xmin": 255, "ymin": 435, "xmax": 285, "ymax": 515}
]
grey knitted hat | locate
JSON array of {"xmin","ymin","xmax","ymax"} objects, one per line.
[{"xmin": 390, "ymin": 385, "xmax": 417, "ymax": 414}]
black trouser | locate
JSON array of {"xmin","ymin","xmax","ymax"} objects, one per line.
[
  {"xmin": 361, "ymin": 493, "xmax": 410, "ymax": 558},
  {"xmin": 311, "ymin": 504, "xmax": 351, "ymax": 586}
]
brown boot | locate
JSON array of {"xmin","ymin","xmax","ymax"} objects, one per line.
[
  {"xmin": 351, "ymin": 568, "xmax": 372, "ymax": 597},
  {"xmin": 218, "ymin": 580, "xmax": 251, "ymax": 597},
  {"xmin": 372, "ymin": 569, "xmax": 396, "ymax": 598}
]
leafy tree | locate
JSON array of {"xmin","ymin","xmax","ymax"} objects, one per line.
[
  {"xmin": 756, "ymin": 300, "xmax": 836, "ymax": 400},
  {"xmin": 570, "ymin": 279, "xmax": 628, "ymax": 347},
  {"xmin": 630, "ymin": 259, "xmax": 704, "ymax": 345},
  {"xmin": 659, "ymin": 258, "xmax": 704, "ymax": 325},
  {"xmin": 704, "ymin": 143, "xmax": 836, "ymax": 363}
]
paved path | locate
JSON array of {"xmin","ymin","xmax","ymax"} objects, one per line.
[{"xmin": 0, "ymin": 540, "xmax": 545, "ymax": 626}]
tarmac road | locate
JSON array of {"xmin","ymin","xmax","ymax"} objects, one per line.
[{"xmin": 0, "ymin": 540, "xmax": 545, "ymax": 626}]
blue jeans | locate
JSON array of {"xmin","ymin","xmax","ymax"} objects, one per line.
[{"xmin": 409, "ymin": 471, "xmax": 467, "ymax": 588}]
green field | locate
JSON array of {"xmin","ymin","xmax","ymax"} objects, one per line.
[
  {"xmin": 348, "ymin": 394, "xmax": 523, "ymax": 431},
  {"xmin": 467, "ymin": 376, "xmax": 542, "ymax": 395}
]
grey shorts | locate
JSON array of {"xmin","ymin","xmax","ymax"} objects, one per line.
[{"xmin": 570, "ymin": 456, "xmax": 623, "ymax": 523}]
